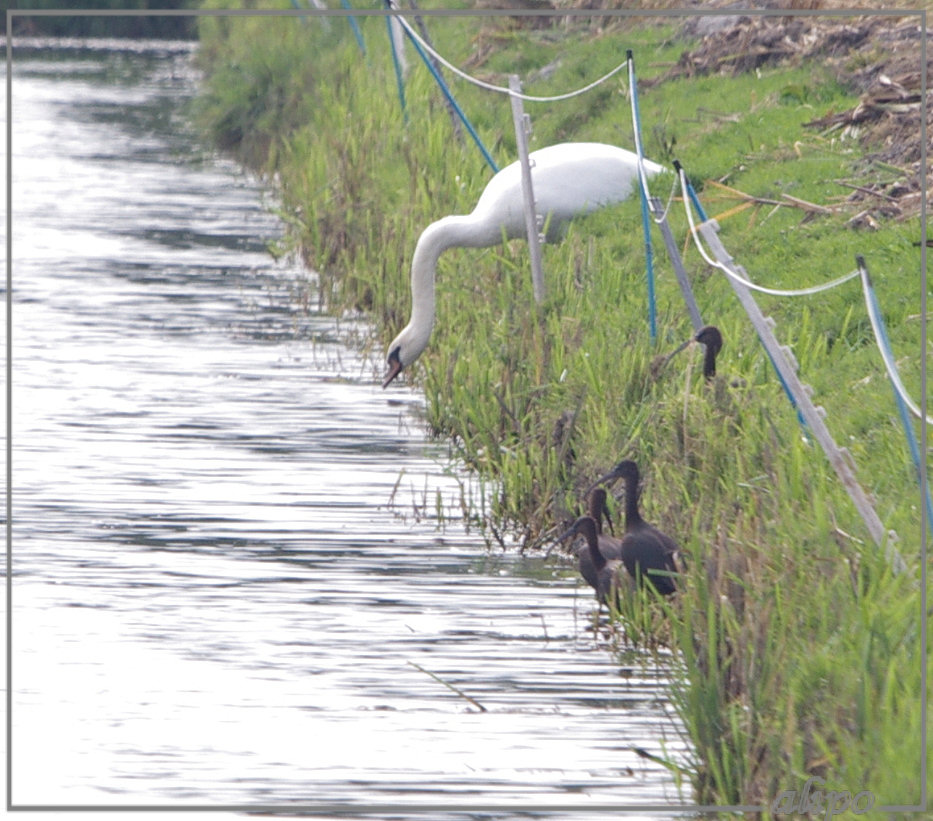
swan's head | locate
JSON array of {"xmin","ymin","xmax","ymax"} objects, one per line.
[{"xmin": 382, "ymin": 321, "xmax": 432, "ymax": 388}]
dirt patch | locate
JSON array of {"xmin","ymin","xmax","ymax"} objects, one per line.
[{"xmin": 658, "ymin": 13, "xmax": 929, "ymax": 221}]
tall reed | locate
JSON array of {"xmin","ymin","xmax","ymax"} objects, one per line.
[{"xmin": 194, "ymin": 5, "xmax": 929, "ymax": 809}]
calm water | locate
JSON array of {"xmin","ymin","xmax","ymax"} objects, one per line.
[{"xmin": 8, "ymin": 41, "xmax": 688, "ymax": 817}]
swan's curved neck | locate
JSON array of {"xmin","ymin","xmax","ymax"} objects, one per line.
[{"xmin": 407, "ymin": 215, "xmax": 494, "ymax": 333}]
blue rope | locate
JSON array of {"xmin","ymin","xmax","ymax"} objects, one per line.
[
  {"xmin": 680, "ymin": 165, "xmax": 708, "ymax": 223},
  {"xmin": 638, "ymin": 187, "xmax": 657, "ymax": 342},
  {"xmin": 340, "ymin": 0, "xmax": 366, "ymax": 56},
  {"xmin": 398, "ymin": 18, "xmax": 498, "ymax": 173},
  {"xmin": 626, "ymin": 51, "xmax": 657, "ymax": 342},
  {"xmin": 860, "ymin": 257, "xmax": 933, "ymax": 535}
]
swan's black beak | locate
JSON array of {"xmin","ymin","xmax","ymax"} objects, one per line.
[{"xmin": 382, "ymin": 348, "xmax": 403, "ymax": 389}]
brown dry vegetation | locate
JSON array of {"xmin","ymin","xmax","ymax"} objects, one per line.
[
  {"xmin": 475, "ymin": 1, "xmax": 929, "ymax": 222},
  {"xmin": 664, "ymin": 13, "xmax": 930, "ymax": 221}
]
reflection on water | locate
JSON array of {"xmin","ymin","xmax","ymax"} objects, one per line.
[{"xmin": 9, "ymin": 41, "xmax": 689, "ymax": 816}]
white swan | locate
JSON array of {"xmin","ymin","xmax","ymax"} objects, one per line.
[{"xmin": 383, "ymin": 142, "xmax": 664, "ymax": 387}]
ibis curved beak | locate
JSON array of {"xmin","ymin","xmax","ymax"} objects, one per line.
[
  {"xmin": 554, "ymin": 526, "xmax": 577, "ymax": 542},
  {"xmin": 585, "ymin": 470, "xmax": 620, "ymax": 496},
  {"xmin": 382, "ymin": 349, "xmax": 403, "ymax": 389},
  {"xmin": 555, "ymin": 522, "xmax": 579, "ymax": 543}
]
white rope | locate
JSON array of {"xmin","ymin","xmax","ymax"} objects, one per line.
[
  {"xmin": 387, "ymin": 3, "xmax": 629, "ymax": 102},
  {"xmin": 678, "ymin": 169, "xmax": 930, "ymax": 425},
  {"xmin": 678, "ymin": 169, "xmax": 862, "ymax": 297},
  {"xmin": 650, "ymin": 169, "xmax": 680, "ymax": 224},
  {"xmin": 860, "ymin": 267, "xmax": 933, "ymax": 426}
]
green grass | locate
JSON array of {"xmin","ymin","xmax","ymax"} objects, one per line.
[{"xmin": 194, "ymin": 5, "xmax": 929, "ymax": 813}]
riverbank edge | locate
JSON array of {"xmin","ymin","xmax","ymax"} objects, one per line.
[{"xmin": 192, "ymin": 6, "xmax": 929, "ymax": 813}]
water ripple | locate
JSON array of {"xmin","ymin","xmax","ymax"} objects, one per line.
[{"xmin": 9, "ymin": 44, "xmax": 688, "ymax": 815}]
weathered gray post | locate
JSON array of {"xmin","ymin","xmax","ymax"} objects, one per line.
[
  {"xmin": 698, "ymin": 219, "xmax": 907, "ymax": 574},
  {"xmin": 508, "ymin": 75, "xmax": 546, "ymax": 305},
  {"xmin": 650, "ymin": 195, "xmax": 703, "ymax": 332}
]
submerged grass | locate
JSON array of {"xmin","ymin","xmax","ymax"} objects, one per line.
[{"xmin": 194, "ymin": 4, "xmax": 929, "ymax": 813}]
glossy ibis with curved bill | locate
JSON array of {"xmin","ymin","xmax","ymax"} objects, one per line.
[
  {"xmin": 588, "ymin": 459, "xmax": 682, "ymax": 596},
  {"xmin": 695, "ymin": 325, "xmax": 723, "ymax": 380},
  {"xmin": 574, "ymin": 488, "xmax": 623, "ymax": 594},
  {"xmin": 557, "ymin": 515, "xmax": 626, "ymax": 607},
  {"xmin": 654, "ymin": 324, "xmax": 723, "ymax": 382}
]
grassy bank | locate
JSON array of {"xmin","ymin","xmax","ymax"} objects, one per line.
[{"xmin": 194, "ymin": 4, "xmax": 929, "ymax": 813}]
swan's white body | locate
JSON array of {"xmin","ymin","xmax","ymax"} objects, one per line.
[{"xmin": 383, "ymin": 142, "xmax": 664, "ymax": 386}]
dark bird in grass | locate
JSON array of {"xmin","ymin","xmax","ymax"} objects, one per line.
[
  {"xmin": 695, "ymin": 325, "xmax": 723, "ymax": 381},
  {"xmin": 589, "ymin": 460, "xmax": 682, "ymax": 596},
  {"xmin": 574, "ymin": 488, "xmax": 623, "ymax": 594},
  {"xmin": 651, "ymin": 324, "xmax": 723, "ymax": 382},
  {"xmin": 557, "ymin": 515, "xmax": 626, "ymax": 607},
  {"xmin": 589, "ymin": 486, "xmax": 615, "ymax": 536}
]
